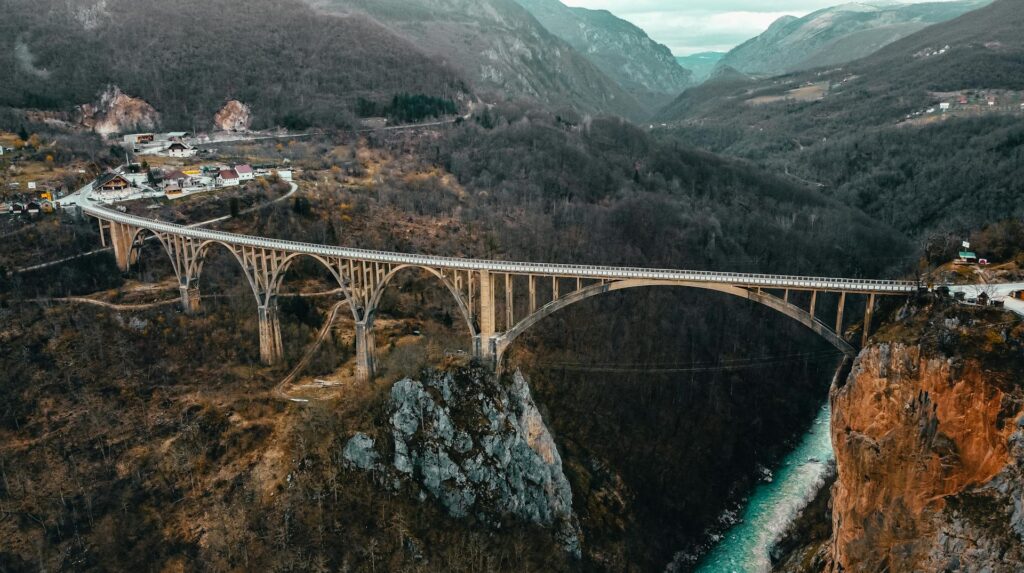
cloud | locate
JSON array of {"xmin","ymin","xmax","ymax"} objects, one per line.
[{"xmin": 560, "ymin": 0, "xmax": 968, "ymax": 54}]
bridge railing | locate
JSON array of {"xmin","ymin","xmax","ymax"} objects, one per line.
[{"xmin": 82, "ymin": 201, "xmax": 918, "ymax": 294}]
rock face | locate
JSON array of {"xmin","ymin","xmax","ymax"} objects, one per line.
[
  {"xmin": 77, "ymin": 85, "xmax": 160, "ymax": 137},
  {"xmin": 824, "ymin": 302, "xmax": 1024, "ymax": 572},
  {"xmin": 342, "ymin": 367, "xmax": 581, "ymax": 555},
  {"xmin": 214, "ymin": 100, "xmax": 252, "ymax": 132}
]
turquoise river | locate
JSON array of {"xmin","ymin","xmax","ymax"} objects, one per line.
[{"xmin": 695, "ymin": 403, "xmax": 835, "ymax": 572}]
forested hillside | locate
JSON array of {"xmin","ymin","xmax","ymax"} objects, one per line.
[
  {"xmin": 308, "ymin": 0, "xmax": 648, "ymax": 121},
  {"xmin": 514, "ymin": 0, "xmax": 692, "ymax": 107},
  {"xmin": 657, "ymin": 0, "xmax": 1024, "ymax": 238},
  {"xmin": 0, "ymin": 0, "xmax": 468, "ymax": 130},
  {"xmin": 717, "ymin": 0, "xmax": 991, "ymax": 77}
]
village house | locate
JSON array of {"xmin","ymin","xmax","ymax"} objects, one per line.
[
  {"xmin": 93, "ymin": 172, "xmax": 132, "ymax": 195},
  {"xmin": 235, "ymin": 164, "xmax": 255, "ymax": 182},
  {"xmin": 167, "ymin": 141, "xmax": 197, "ymax": 158},
  {"xmin": 218, "ymin": 169, "xmax": 240, "ymax": 187}
]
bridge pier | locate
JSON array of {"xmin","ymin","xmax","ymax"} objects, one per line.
[
  {"xmin": 258, "ymin": 302, "xmax": 284, "ymax": 365},
  {"xmin": 355, "ymin": 320, "xmax": 376, "ymax": 382},
  {"xmin": 179, "ymin": 284, "xmax": 202, "ymax": 314},
  {"xmin": 477, "ymin": 270, "xmax": 496, "ymax": 361},
  {"xmin": 108, "ymin": 222, "xmax": 139, "ymax": 273}
]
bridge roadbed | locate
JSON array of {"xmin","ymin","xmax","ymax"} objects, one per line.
[{"xmin": 81, "ymin": 200, "xmax": 918, "ymax": 295}]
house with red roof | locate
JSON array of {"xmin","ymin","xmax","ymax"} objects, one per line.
[
  {"xmin": 234, "ymin": 164, "xmax": 255, "ymax": 182},
  {"xmin": 218, "ymin": 169, "xmax": 240, "ymax": 187}
]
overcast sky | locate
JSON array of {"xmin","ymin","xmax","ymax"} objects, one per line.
[{"xmin": 561, "ymin": 1, "xmax": 963, "ymax": 55}]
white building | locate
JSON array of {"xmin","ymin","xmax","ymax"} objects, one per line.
[
  {"xmin": 235, "ymin": 164, "xmax": 255, "ymax": 181},
  {"xmin": 940, "ymin": 102, "xmax": 951, "ymax": 111},
  {"xmin": 218, "ymin": 169, "xmax": 240, "ymax": 187},
  {"xmin": 166, "ymin": 142, "xmax": 197, "ymax": 158}
]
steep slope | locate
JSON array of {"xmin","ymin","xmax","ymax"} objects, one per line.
[
  {"xmin": 677, "ymin": 52, "xmax": 726, "ymax": 84},
  {"xmin": 657, "ymin": 0, "xmax": 1024, "ymax": 238},
  {"xmin": 514, "ymin": 0, "xmax": 693, "ymax": 106},
  {"xmin": 0, "ymin": 0, "xmax": 468, "ymax": 131},
  {"xmin": 771, "ymin": 298, "xmax": 1024, "ymax": 572},
  {"xmin": 718, "ymin": 0, "xmax": 992, "ymax": 77},
  {"xmin": 307, "ymin": 0, "xmax": 648, "ymax": 120}
]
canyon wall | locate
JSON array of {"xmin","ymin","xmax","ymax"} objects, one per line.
[{"xmin": 777, "ymin": 300, "xmax": 1024, "ymax": 573}]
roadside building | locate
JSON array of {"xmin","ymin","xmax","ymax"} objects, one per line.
[
  {"xmin": 218, "ymin": 169, "xmax": 240, "ymax": 187},
  {"xmin": 235, "ymin": 164, "xmax": 255, "ymax": 181},
  {"xmin": 123, "ymin": 133, "xmax": 155, "ymax": 147},
  {"xmin": 956, "ymin": 250, "xmax": 979, "ymax": 265},
  {"xmin": 93, "ymin": 172, "xmax": 132, "ymax": 195},
  {"xmin": 167, "ymin": 141, "xmax": 197, "ymax": 158},
  {"xmin": 940, "ymin": 102, "xmax": 951, "ymax": 111}
]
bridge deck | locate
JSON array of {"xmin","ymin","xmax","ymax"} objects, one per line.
[{"xmin": 82, "ymin": 203, "xmax": 918, "ymax": 295}]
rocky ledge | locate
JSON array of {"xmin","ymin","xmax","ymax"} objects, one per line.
[{"xmin": 342, "ymin": 366, "xmax": 582, "ymax": 556}]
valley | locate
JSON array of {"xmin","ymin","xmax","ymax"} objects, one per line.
[{"xmin": 2, "ymin": 0, "xmax": 1023, "ymax": 571}]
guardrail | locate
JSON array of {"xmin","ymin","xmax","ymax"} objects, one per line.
[{"xmin": 82, "ymin": 200, "xmax": 918, "ymax": 294}]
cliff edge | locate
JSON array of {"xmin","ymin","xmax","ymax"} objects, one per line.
[{"xmin": 775, "ymin": 297, "xmax": 1024, "ymax": 572}]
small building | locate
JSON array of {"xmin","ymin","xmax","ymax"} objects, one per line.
[
  {"xmin": 956, "ymin": 250, "xmax": 979, "ymax": 265},
  {"xmin": 123, "ymin": 133, "xmax": 156, "ymax": 147},
  {"xmin": 978, "ymin": 292, "xmax": 990, "ymax": 306},
  {"xmin": 218, "ymin": 169, "xmax": 240, "ymax": 187},
  {"xmin": 167, "ymin": 141, "xmax": 196, "ymax": 158},
  {"xmin": 235, "ymin": 164, "xmax": 255, "ymax": 181},
  {"xmin": 93, "ymin": 172, "xmax": 132, "ymax": 194},
  {"xmin": 940, "ymin": 102, "xmax": 951, "ymax": 111},
  {"xmin": 276, "ymin": 169, "xmax": 293, "ymax": 182}
]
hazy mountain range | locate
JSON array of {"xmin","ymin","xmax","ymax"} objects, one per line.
[
  {"xmin": 717, "ymin": 0, "xmax": 993, "ymax": 77},
  {"xmin": 676, "ymin": 52, "xmax": 726, "ymax": 84}
]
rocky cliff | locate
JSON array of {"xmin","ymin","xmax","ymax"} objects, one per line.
[
  {"xmin": 77, "ymin": 85, "xmax": 160, "ymax": 137},
  {"xmin": 213, "ymin": 100, "xmax": 252, "ymax": 132},
  {"xmin": 342, "ymin": 366, "xmax": 582, "ymax": 555},
  {"xmin": 774, "ymin": 298, "xmax": 1024, "ymax": 572}
]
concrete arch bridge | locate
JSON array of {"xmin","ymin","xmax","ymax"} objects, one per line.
[{"xmin": 85, "ymin": 201, "xmax": 917, "ymax": 381}]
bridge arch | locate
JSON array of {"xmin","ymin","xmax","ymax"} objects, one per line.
[
  {"xmin": 493, "ymin": 279, "xmax": 855, "ymax": 365},
  {"xmin": 366, "ymin": 265, "xmax": 478, "ymax": 339},
  {"xmin": 126, "ymin": 226, "xmax": 179, "ymax": 276},
  {"xmin": 191, "ymin": 239, "xmax": 260, "ymax": 302},
  {"xmin": 268, "ymin": 252, "xmax": 358, "ymax": 320}
]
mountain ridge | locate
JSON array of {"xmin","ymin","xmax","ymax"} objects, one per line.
[
  {"xmin": 717, "ymin": 0, "xmax": 992, "ymax": 77},
  {"xmin": 513, "ymin": 0, "xmax": 693, "ymax": 106},
  {"xmin": 308, "ymin": 0, "xmax": 650, "ymax": 120}
]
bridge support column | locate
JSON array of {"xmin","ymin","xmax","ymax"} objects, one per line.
[
  {"xmin": 108, "ymin": 222, "xmax": 138, "ymax": 273},
  {"xmin": 258, "ymin": 302, "xmax": 284, "ymax": 366},
  {"xmin": 179, "ymin": 284, "xmax": 201, "ymax": 314},
  {"xmin": 355, "ymin": 320, "xmax": 375, "ymax": 382},
  {"xmin": 862, "ymin": 293, "xmax": 876, "ymax": 347},
  {"xmin": 476, "ymin": 270, "xmax": 496, "ymax": 361}
]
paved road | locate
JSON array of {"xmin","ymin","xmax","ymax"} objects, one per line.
[
  {"xmin": 83, "ymin": 197, "xmax": 920, "ymax": 294},
  {"xmin": 12, "ymin": 182, "xmax": 297, "ymax": 275}
]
